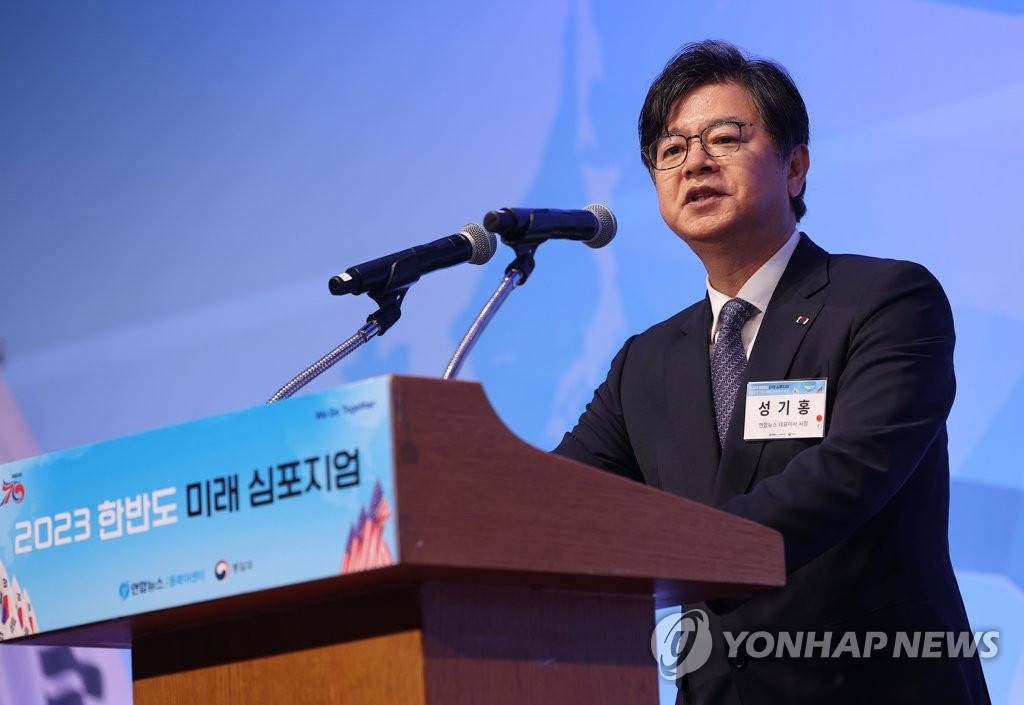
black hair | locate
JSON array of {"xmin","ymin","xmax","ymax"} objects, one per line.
[{"xmin": 639, "ymin": 40, "xmax": 809, "ymax": 221}]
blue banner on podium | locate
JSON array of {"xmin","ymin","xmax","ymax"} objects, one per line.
[{"xmin": 0, "ymin": 377, "xmax": 399, "ymax": 640}]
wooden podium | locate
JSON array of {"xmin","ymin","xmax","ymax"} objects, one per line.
[{"xmin": 28, "ymin": 377, "xmax": 784, "ymax": 704}]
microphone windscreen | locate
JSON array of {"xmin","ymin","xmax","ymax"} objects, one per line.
[
  {"xmin": 460, "ymin": 222, "xmax": 498, "ymax": 264},
  {"xmin": 584, "ymin": 204, "xmax": 617, "ymax": 249}
]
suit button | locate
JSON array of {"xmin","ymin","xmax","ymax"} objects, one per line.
[{"xmin": 729, "ymin": 653, "xmax": 748, "ymax": 670}]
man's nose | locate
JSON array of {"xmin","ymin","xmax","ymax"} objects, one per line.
[{"xmin": 683, "ymin": 141, "xmax": 716, "ymax": 175}]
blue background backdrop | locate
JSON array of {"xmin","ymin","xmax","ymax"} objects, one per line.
[{"xmin": 2, "ymin": 1, "xmax": 1022, "ymax": 702}]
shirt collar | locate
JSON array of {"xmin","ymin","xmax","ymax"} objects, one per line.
[{"xmin": 707, "ymin": 228, "xmax": 801, "ymax": 334}]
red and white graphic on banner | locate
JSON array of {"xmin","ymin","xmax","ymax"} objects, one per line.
[{"xmin": 340, "ymin": 481, "xmax": 393, "ymax": 574}]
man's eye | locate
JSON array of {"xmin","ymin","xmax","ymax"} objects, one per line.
[{"xmin": 704, "ymin": 125, "xmax": 740, "ymax": 145}]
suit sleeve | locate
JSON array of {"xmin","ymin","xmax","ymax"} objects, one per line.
[
  {"xmin": 553, "ymin": 335, "xmax": 645, "ymax": 483},
  {"xmin": 719, "ymin": 260, "xmax": 956, "ymax": 575}
]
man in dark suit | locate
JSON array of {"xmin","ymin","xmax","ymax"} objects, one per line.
[{"xmin": 555, "ymin": 40, "xmax": 990, "ymax": 704}]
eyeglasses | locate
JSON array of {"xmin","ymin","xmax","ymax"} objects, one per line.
[{"xmin": 644, "ymin": 121, "xmax": 759, "ymax": 171}]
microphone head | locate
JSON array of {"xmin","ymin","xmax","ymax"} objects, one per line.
[
  {"xmin": 459, "ymin": 222, "xmax": 498, "ymax": 265},
  {"xmin": 482, "ymin": 209, "xmax": 516, "ymax": 236},
  {"xmin": 583, "ymin": 204, "xmax": 617, "ymax": 249}
]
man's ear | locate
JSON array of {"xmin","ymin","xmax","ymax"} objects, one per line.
[{"xmin": 787, "ymin": 144, "xmax": 810, "ymax": 198}]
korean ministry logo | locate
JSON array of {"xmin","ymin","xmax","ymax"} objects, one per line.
[
  {"xmin": 214, "ymin": 560, "xmax": 230, "ymax": 581},
  {"xmin": 651, "ymin": 608, "xmax": 713, "ymax": 679}
]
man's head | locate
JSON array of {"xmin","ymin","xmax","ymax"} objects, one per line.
[{"xmin": 639, "ymin": 40, "xmax": 810, "ymax": 230}]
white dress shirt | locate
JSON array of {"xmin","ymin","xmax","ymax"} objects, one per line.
[{"xmin": 707, "ymin": 228, "xmax": 801, "ymax": 358}]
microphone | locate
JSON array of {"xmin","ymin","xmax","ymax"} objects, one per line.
[
  {"xmin": 483, "ymin": 204, "xmax": 616, "ymax": 249},
  {"xmin": 328, "ymin": 223, "xmax": 497, "ymax": 296}
]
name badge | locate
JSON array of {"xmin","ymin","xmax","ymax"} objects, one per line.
[{"xmin": 744, "ymin": 379, "xmax": 827, "ymax": 440}]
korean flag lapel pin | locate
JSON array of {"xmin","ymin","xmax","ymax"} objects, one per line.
[{"xmin": 795, "ymin": 315, "xmax": 810, "ymax": 325}]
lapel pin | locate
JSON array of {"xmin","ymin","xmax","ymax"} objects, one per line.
[{"xmin": 795, "ymin": 316, "xmax": 810, "ymax": 325}]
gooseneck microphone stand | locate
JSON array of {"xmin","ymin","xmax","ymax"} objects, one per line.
[
  {"xmin": 443, "ymin": 203, "xmax": 615, "ymax": 380},
  {"xmin": 442, "ymin": 244, "xmax": 536, "ymax": 380},
  {"xmin": 267, "ymin": 286, "xmax": 408, "ymax": 403}
]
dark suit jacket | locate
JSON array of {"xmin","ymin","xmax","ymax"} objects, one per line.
[{"xmin": 555, "ymin": 235, "xmax": 989, "ymax": 704}]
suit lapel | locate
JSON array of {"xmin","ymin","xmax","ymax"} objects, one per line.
[
  {"xmin": 662, "ymin": 299, "xmax": 721, "ymax": 505},
  {"xmin": 711, "ymin": 235, "xmax": 830, "ymax": 505}
]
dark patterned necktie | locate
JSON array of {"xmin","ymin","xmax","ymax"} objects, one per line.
[{"xmin": 711, "ymin": 297, "xmax": 758, "ymax": 447}]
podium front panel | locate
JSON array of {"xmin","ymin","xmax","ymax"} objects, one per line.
[{"xmin": 0, "ymin": 377, "xmax": 400, "ymax": 641}]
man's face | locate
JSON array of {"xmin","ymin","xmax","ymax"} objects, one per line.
[{"xmin": 653, "ymin": 82, "xmax": 807, "ymax": 252}]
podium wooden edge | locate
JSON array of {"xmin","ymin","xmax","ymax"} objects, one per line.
[{"xmin": 389, "ymin": 376, "xmax": 784, "ymax": 602}]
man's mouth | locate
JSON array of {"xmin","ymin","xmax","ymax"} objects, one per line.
[{"xmin": 686, "ymin": 187, "xmax": 723, "ymax": 205}]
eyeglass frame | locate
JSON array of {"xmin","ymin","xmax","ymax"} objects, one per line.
[{"xmin": 643, "ymin": 120, "xmax": 762, "ymax": 171}]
